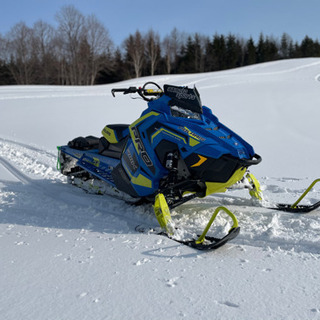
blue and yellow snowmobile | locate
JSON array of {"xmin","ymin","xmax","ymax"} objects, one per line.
[
  {"xmin": 57, "ymin": 82, "xmax": 262, "ymax": 249},
  {"xmin": 58, "ymin": 82, "xmax": 318, "ymax": 250}
]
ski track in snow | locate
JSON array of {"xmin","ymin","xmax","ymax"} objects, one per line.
[
  {"xmin": 184, "ymin": 59, "xmax": 320, "ymax": 89},
  {"xmin": 0, "ymin": 139, "xmax": 156, "ymax": 236},
  {"xmin": 0, "ymin": 86, "xmax": 112, "ymax": 100},
  {"xmin": 1, "ymin": 139, "xmax": 319, "ymax": 255}
]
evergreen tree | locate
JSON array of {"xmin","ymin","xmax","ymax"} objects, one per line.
[
  {"xmin": 314, "ymin": 40, "xmax": 320, "ymax": 56},
  {"xmin": 178, "ymin": 36, "xmax": 193, "ymax": 73},
  {"xmin": 244, "ymin": 37, "xmax": 256, "ymax": 65},
  {"xmin": 226, "ymin": 34, "xmax": 241, "ymax": 68},
  {"xmin": 204, "ymin": 36, "xmax": 217, "ymax": 71},
  {"xmin": 179, "ymin": 33, "xmax": 204, "ymax": 73},
  {"xmin": 280, "ymin": 33, "xmax": 291, "ymax": 59},
  {"xmin": 264, "ymin": 36, "xmax": 279, "ymax": 61},
  {"xmin": 256, "ymin": 33, "xmax": 266, "ymax": 63},
  {"xmin": 300, "ymin": 35, "xmax": 315, "ymax": 57},
  {"xmin": 212, "ymin": 34, "xmax": 227, "ymax": 70}
]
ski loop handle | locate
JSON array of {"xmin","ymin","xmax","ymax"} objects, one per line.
[
  {"xmin": 195, "ymin": 206, "xmax": 239, "ymax": 245},
  {"xmin": 290, "ymin": 178, "xmax": 320, "ymax": 208},
  {"xmin": 273, "ymin": 178, "xmax": 320, "ymax": 213}
]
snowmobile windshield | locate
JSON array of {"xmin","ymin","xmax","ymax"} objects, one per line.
[
  {"xmin": 170, "ymin": 105, "xmax": 202, "ymax": 120},
  {"xmin": 164, "ymin": 84, "xmax": 203, "ymax": 120}
]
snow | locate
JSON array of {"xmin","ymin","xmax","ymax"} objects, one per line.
[{"xmin": 1, "ymin": 58, "xmax": 320, "ymax": 319}]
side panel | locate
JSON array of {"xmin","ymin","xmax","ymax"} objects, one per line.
[
  {"xmin": 60, "ymin": 145, "xmax": 119, "ymax": 186},
  {"xmin": 120, "ymin": 111, "xmax": 166, "ymax": 197}
]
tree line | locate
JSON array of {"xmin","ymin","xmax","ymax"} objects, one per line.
[{"xmin": 1, "ymin": 5, "xmax": 320, "ymax": 85}]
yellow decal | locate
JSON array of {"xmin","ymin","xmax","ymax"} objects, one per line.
[
  {"xmin": 179, "ymin": 126, "xmax": 205, "ymax": 147},
  {"xmin": 84, "ymin": 157, "xmax": 100, "ymax": 167},
  {"xmin": 191, "ymin": 155, "xmax": 207, "ymax": 167},
  {"xmin": 189, "ymin": 137, "xmax": 200, "ymax": 147},
  {"xmin": 102, "ymin": 126, "xmax": 118, "ymax": 144},
  {"xmin": 93, "ymin": 158, "xmax": 100, "ymax": 167},
  {"xmin": 131, "ymin": 174, "xmax": 152, "ymax": 188},
  {"xmin": 151, "ymin": 128, "xmax": 187, "ymax": 145},
  {"xmin": 122, "ymin": 162, "xmax": 152, "ymax": 188},
  {"xmin": 184, "ymin": 127, "xmax": 199, "ymax": 140}
]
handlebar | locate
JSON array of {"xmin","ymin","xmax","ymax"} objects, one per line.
[
  {"xmin": 111, "ymin": 87, "xmax": 138, "ymax": 96},
  {"xmin": 111, "ymin": 82, "xmax": 163, "ymax": 101}
]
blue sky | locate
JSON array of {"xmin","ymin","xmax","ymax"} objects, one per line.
[{"xmin": 0, "ymin": 0, "xmax": 319, "ymax": 47}]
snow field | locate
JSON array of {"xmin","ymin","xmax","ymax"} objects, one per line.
[{"xmin": 1, "ymin": 58, "xmax": 320, "ymax": 319}]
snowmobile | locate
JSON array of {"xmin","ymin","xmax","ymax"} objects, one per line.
[{"xmin": 57, "ymin": 82, "xmax": 320, "ymax": 250}]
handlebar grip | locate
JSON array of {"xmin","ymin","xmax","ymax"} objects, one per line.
[{"xmin": 111, "ymin": 87, "xmax": 138, "ymax": 97}]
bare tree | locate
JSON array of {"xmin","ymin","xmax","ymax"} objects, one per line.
[
  {"xmin": 55, "ymin": 6, "xmax": 113, "ymax": 85},
  {"xmin": 0, "ymin": 33, "xmax": 4, "ymax": 60},
  {"xmin": 162, "ymin": 28, "xmax": 184, "ymax": 74},
  {"xmin": 145, "ymin": 29, "xmax": 160, "ymax": 76},
  {"xmin": 85, "ymin": 14, "xmax": 113, "ymax": 85},
  {"xmin": 4, "ymin": 22, "xmax": 35, "ymax": 84},
  {"xmin": 124, "ymin": 30, "xmax": 145, "ymax": 78},
  {"xmin": 52, "ymin": 34, "xmax": 68, "ymax": 84},
  {"xmin": 55, "ymin": 5, "xmax": 85, "ymax": 84},
  {"xmin": 32, "ymin": 20, "xmax": 56, "ymax": 83}
]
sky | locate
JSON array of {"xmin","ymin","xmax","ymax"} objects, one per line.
[{"xmin": 0, "ymin": 0, "xmax": 319, "ymax": 47}]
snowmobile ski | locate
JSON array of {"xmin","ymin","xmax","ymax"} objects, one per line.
[
  {"xmin": 272, "ymin": 178, "xmax": 320, "ymax": 213},
  {"xmin": 274, "ymin": 201, "xmax": 320, "ymax": 213},
  {"xmin": 136, "ymin": 206, "xmax": 240, "ymax": 251}
]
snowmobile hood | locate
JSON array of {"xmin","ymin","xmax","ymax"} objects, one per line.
[{"xmin": 146, "ymin": 91, "xmax": 255, "ymax": 161}]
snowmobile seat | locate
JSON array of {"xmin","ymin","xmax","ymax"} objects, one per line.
[
  {"xmin": 99, "ymin": 124, "xmax": 129, "ymax": 159},
  {"xmin": 68, "ymin": 136, "xmax": 100, "ymax": 150},
  {"xmin": 98, "ymin": 136, "xmax": 128, "ymax": 159}
]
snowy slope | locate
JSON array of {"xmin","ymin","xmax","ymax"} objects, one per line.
[{"xmin": 1, "ymin": 58, "xmax": 320, "ymax": 320}]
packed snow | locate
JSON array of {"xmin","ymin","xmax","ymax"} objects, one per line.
[{"xmin": 1, "ymin": 58, "xmax": 320, "ymax": 320}]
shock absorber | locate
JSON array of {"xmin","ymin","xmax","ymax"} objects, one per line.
[{"xmin": 165, "ymin": 152, "xmax": 179, "ymax": 189}]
